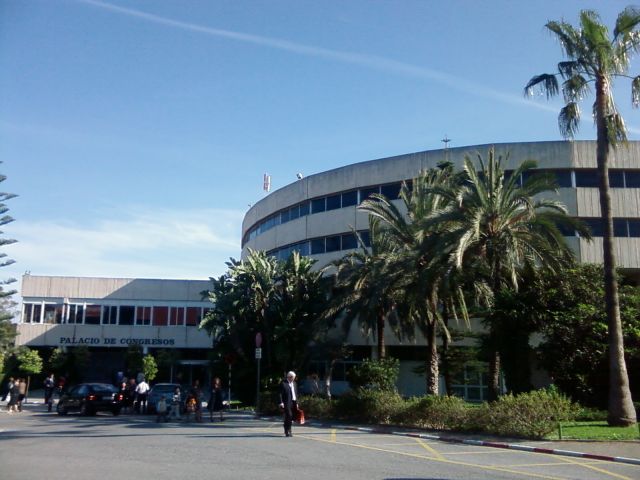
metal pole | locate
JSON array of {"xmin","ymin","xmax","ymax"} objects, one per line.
[
  {"xmin": 255, "ymin": 357, "xmax": 261, "ymax": 415},
  {"xmin": 228, "ymin": 363, "xmax": 231, "ymax": 408}
]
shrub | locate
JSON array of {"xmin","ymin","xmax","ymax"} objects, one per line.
[
  {"xmin": 298, "ymin": 395, "xmax": 333, "ymax": 420},
  {"xmin": 258, "ymin": 390, "xmax": 280, "ymax": 415},
  {"xmin": 575, "ymin": 406, "xmax": 608, "ymax": 422},
  {"xmin": 347, "ymin": 358, "xmax": 399, "ymax": 392},
  {"xmin": 477, "ymin": 389, "xmax": 579, "ymax": 439},
  {"xmin": 394, "ymin": 395, "xmax": 472, "ymax": 431},
  {"xmin": 334, "ymin": 388, "xmax": 405, "ymax": 424}
]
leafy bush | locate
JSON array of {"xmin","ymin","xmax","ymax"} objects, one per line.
[
  {"xmin": 334, "ymin": 388, "xmax": 405, "ymax": 424},
  {"xmin": 258, "ymin": 390, "xmax": 280, "ymax": 415},
  {"xmin": 347, "ymin": 358, "xmax": 399, "ymax": 391},
  {"xmin": 575, "ymin": 406, "xmax": 608, "ymax": 422},
  {"xmin": 394, "ymin": 395, "xmax": 473, "ymax": 431},
  {"xmin": 477, "ymin": 389, "xmax": 579, "ymax": 439},
  {"xmin": 298, "ymin": 395, "xmax": 333, "ymax": 420}
]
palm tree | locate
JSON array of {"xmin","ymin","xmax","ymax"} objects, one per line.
[
  {"xmin": 525, "ymin": 7, "xmax": 639, "ymax": 425},
  {"xmin": 325, "ymin": 218, "xmax": 402, "ymax": 360},
  {"xmin": 359, "ymin": 166, "xmax": 477, "ymax": 395},
  {"xmin": 446, "ymin": 148, "xmax": 586, "ymax": 401}
]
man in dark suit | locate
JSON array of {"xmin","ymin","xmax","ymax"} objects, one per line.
[{"xmin": 278, "ymin": 371, "xmax": 298, "ymax": 437}]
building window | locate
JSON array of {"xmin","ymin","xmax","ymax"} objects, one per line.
[
  {"xmin": 119, "ymin": 306, "xmax": 135, "ymax": 326},
  {"xmin": 67, "ymin": 304, "xmax": 84, "ymax": 324},
  {"xmin": 311, "ymin": 238, "xmax": 325, "ymax": 254},
  {"xmin": 609, "ymin": 170, "xmax": 625, "ymax": 188},
  {"xmin": 614, "ymin": 219, "xmax": 628, "ymax": 237},
  {"xmin": 359, "ymin": 186, "xmax": 379, "ymax": 203},
  {"xmin": 102, "ymin": 306, "xmax": 118, "ymax": 325},
  {"xmin": 626, "ymin": 171, "xmax": 640, "ymax": 188},
  {"xmin": 85, "ymin": 305, "xmax": 101, "ymax": 325},
  {"xmin": 170, "ymin": 307, "xmax": 184, "ymax": 326},
  {"xmin": 154, "ymin": 306, "xmax": 169, "ymax": 326},
  {"xmin": 341, "ymin": 190, "xmax": 358, "ymax": 207},
  {"xmin": 341, "ymin": 233, "xmax": 357, "ymax": 250},
  {"xmin": 326, "ymin": 194, "xmax": 341, "ymax": 211},
  {"xmin": 136, "ymin": 306, "xmax": 152, "ymax": 326},
  {"xmin": 280, "ymin": 209, "xmax": 290, "ymax": 224},
  {"xmin": 325, "ymin": 235, "xmax": 341, "ymax": 252},
  {"xmin": 311, "ymin": 198, "xmax": 326, "ymax": 214},
  {"xmin": 380, "ymin": 182, "xmax": 401, "ymax": 199},
  {"xmin": 186, "ymin": 307, "xmax": 201, "ymax": 326},
  {"xmin": 299, "ymin": 201, "xmax": 310, "ymax": 216},
  {"xmin": 289, "ymin": 205, "xmax": 300, "ymax": 220},
  {"xmin": 43, "ymin": 304, "xmax": 63, "ymax": 324},
  {"xmin": 629, "ymin": 219, "xmax": 640, "ymax": 237},
  {"xmin": 575, "ymin": 170, "xmax": 599, "ymax": 187},
  {"xmin": 584, "ymin": 218, "xmax": 604, "ymax": 237}
]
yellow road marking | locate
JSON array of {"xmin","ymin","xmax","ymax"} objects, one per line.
[
  {"xmin": 415, "ymin": 438, "xmax": 445, "ymax": 460},
  {"xmin": 330, "ymin": 429, "xmax": 336, "ymax": 442},
  {"xmin": 557, "ymin": 455, "xmax": 634, "ymax": 480},
  {"xmin": 297, "ymin": 433, "xmax": 565, "ymax": 480}
]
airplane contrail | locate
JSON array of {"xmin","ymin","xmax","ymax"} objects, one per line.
[{"xmin": 77, "ymin": 0, "xmax": 558, "ymax": 113}]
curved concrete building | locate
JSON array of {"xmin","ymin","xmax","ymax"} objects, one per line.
[{"xmin": 242, "ymin": 140, "xmax": 640, "ymax": 279}]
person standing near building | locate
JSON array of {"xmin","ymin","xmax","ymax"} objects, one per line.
[
  {"xmin": 135, "ymin": 377, "xmax": 150, "ymax": 414},
  {"xmin": 208, "ymin": 377, "xmax": 224, "ymax": 422},
  {"xmin": 278, "ymin": 371, "xmax": 298, "ymax": 437},
  {"xmin": 168, "ymin": 386, "xmax": 182, "ymax": 421},
  {"xmin": 43, "ymin": 374, "xmax": 55, "ymax": 412},
  {"xmin": 17, "ymin": 378, "xmax": 27, "ymax": 412}
]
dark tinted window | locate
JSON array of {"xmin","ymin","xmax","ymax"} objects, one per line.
[
  {"xmin": 326, "ymin": 194, "xmax": 341, "ymax": 211},
  {"xmin": 554, "ymin": 170, "xmax": 572, "ymax": 187},
  {"xmin": 614, "ymin": 219, "xmax": 628, "ymax": 237},
  {"xmin": 626, "ymin": 171, "xmax": 640, "ymax": 188},
  {"xmin": 280, "ymin": 209, "xmax": 290, "ymax": 224},
  {"xmin": 295, "ymin": 242, "xmax": 310, "ymax": 256},
  {"xmin": 584, "ymin": 218, "xmax": 603, "ymax": 237},
  {"xmin": 359, "ymin": 230, "xmax": 371, "ymax": 247},
  {"xmin": 359, "ymin": 186, "xmax": 379, "ymax": 203},
  {"xmin": 381, "ymin": 183, "xmax": 401, "ymax": 199},
  {"xmin": 325, "ymin": 235, "xmax": 341, "ymax": 252},
  {"xmin": 629, "ymin": 219, "xmax": 640, "ymax": 237},
  {"xmin": 556, "ymin": 222, "xmax": 575, "ymax": 236},
  {"xmin": 119, "ymin": 306, "xmax": 135, "ymax": 325},
  {"xmin": 299, "ymin": 202, "xmax": 310, "ymax": 216},
  {"xmin": 341, "ymin": 233, "xmax": 358, "ymax": 250},
  {"xmin": 311, "ymin": 238, "xmax": 325, "ymax": 254},
  {"xmin": 575, "ymin": 170, "xmax": 599, "ymax": 187},
  {"xmin": 609, "ymin": 170, "xmax": 625, "ymax": 188},
  {"xmin": 289, "ymin": 205, "xmax": 300, "ymax": 220},
  {"xmin": 341, "ymin": 190, "xmax": 358, "ymax": 207},
  {"xmin": 311, "ymin": 198, "xmax": 326, "ymax": 214},
  {"xmin": 92, "ymin": 384, "xmax": 117, "ymax": 394}
]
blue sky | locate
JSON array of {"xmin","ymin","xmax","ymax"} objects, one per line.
[{"xmin": 1, "ymin": 0, "xmax": 638, "ymax": 290}]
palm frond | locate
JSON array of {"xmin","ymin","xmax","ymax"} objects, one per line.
[
  {"xmin": 614, "ymin": 6, "xmax": 640, "ymax": 41},
  {"xmin": 632, "ymin": 75, "xmax": 640, "ymax": 107},
  {"xmin": 558, "ymin": 102, "xmax": 581, "ymax": 138},
  {"xmin": 524, "ymin": 73, "xmax": 559, "ymax": 98}
]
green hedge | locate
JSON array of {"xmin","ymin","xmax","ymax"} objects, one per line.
[
  {"xmin": 476, "ymin": 389, "xmax": 579, "ymax": 439},
  {"xmin": 394, "ymin": 395, "xmax": 473, "ymax": 431}
]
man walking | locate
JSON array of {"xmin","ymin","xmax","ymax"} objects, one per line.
[
  {"xmin": 43, "ymin": 373, "xmax": 55, "ymax": 412},
  {"xmin": 135, "ymin": 377, "xmax": 150, "ymax": 414},
  {"xmin": 278, "ymin": 371, "xmax": 298, "ymax": 437}
]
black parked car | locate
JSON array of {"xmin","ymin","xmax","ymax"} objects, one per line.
[{"xmin": 57, "ymin": 383, "xmax": 124, "ymax": 416}]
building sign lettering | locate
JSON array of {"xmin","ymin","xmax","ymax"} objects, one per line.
[{"xmin": 59, "ymin": 337, "xmax": 176, "ymax": 346}]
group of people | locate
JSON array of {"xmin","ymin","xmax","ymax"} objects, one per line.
[
  {"xmin": 2, "ymin": 377, "xmax": 27, "ymax": 413},
  {"xmin": 118, "ymin": 376, "xmax": 150, "ymax": 414}
]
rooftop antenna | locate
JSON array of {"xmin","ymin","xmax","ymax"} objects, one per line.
[
  {"xmin": 441, "ymin": 135, "xmax": 452, "ymax": 150},
  {"xmin": 263, "ymin": 173, "xmax": 271, "ymax": 192}
]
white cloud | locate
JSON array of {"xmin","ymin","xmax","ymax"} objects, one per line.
[{"xmin": 4, "ymin": 206, "xmax": 244, "ymax": 283}]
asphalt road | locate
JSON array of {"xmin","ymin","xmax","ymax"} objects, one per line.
[{"xmin": 1, "ymin": 405, "xmax": 639, "ymax": 480}]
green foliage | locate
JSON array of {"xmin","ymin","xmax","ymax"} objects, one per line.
[
  {"xmin": 347, "ymin": 358, "xmax": 399, "ymax": 391},
  {"xmin": 334, "ymin": 388, "xmax": 405, "ymax": 424},
  {"xmin": 201, "ymin": 249, "xmax": 331, "ymax": 404},
  {"xmin": 298, "ymin": 395, "xmax": 333, "ymax": 420},
  {"xmin": 142, "ymin": 355, "xmax": 158, "ymax": 382},
  {"xmin": 16, "ymin": 347, "xmax": 42, "ymax": 375},
  {"xmin": 476, "ymin": 389, "xmax": 580, "ymax": 439},
  {"xmin": 125, "ymin": 346, "xmax": 143, "ymax": 377},
  {"xmin": 395, "ymin": 395, "xmax": 472, "ymax": 431}
]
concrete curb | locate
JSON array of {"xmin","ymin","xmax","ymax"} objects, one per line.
[{"xmin": 339, "ymin": 425, "xmax": 640, "ymax": 467}]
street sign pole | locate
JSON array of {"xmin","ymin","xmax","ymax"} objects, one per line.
[{"xmin": 255, "ymin": 333, "xmax": 262, "ymax": 415}]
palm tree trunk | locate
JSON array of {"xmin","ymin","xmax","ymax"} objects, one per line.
[
  {"xmin": 487, "ymin": 259, "xmax": 502, "ymax": 402},
  {"xmin": 376, "ymin": 310, "xmax": 386, "ymax": 359},
  {"xmin": 441, "ymin": 302, "xmax": 452, "ymax": 396},
  {"xmin": 596, "ymin": 76, "xmax": 637, "ymax": 426},
  {"xmin": 425, "ymin": 320, "xmax": 439, "ymax": 396}
]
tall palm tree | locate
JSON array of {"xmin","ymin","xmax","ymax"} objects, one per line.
[
  {"xmin": 325, "ymin": 218, "xmax": 402, "ymax": 360},
  {"xmin": 446, "ymin": 148, "xmax": 586, "ymax": 401},
  {"xmin": 360, "ymin": 166, "xmax": 478, "ymax": 395},
  {"xmin": 525, "ymin": 7, "xmax": 639, "ymax": 425}
]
